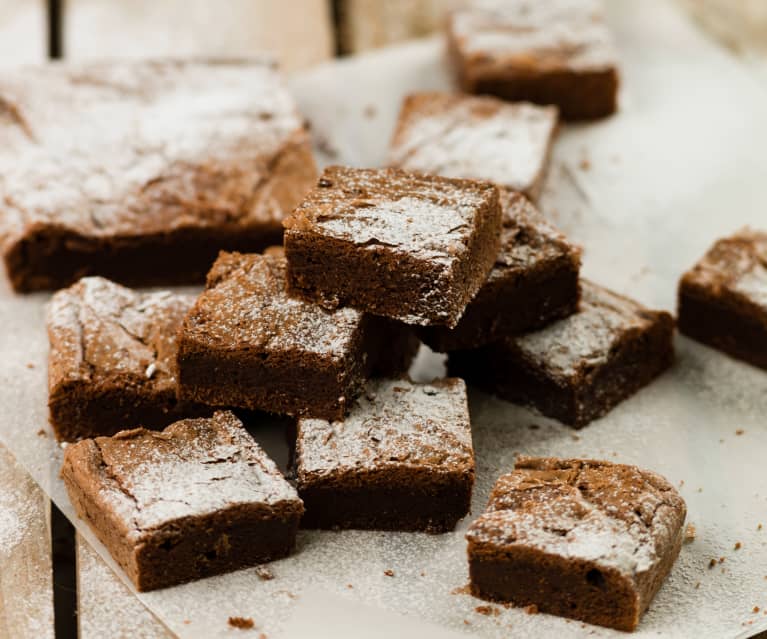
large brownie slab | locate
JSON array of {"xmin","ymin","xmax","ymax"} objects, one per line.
[
  {"xmin": 177, "ymin": 251, "xmax": 415, "ymax": 421},
  {"xmin": 0, "ymin": 59, "xmax": 317, "ymax": 291},
  {"xmin": 47, "ymin": 276, "xmax": 206, "ymax": 442},
  {"xmin": 295, "ymin": 378, "xmax": 474, "ymax": 532},
  {"xmin": 448, "ymin": 280, "xmax": 674, "ymax": 427},
  {"xmin": 447, "ymin": 0, "xmax": 619, "ymax": 120},
  {"xmin": 466, "ymin": 456, "xmax": 686, "ymax": 631},
  {"xmin": 678, "ymin": 228, "xmax": 767, "ymax": 370},
  {"xmin": 283, "ymin": 166, "xmax": 501, "ymax": 328},
  {"xmin": 61, "ymin": 411, "xmax": 304, "ymax": 592},
  {"xmin": 419, "ymin": 190, "xmax": 580, "ymax": 352},
  {"xmin": 388, "ymin": 92, "xmax": 558, "ymax": 201}
]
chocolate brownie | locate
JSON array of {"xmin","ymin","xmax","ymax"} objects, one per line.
[
  {"xmin": 388, "ymin": 92, "xmax": 558, "ymax": 201},
  {"xmin": 678, "ymin": 228, "xmax": 767, "ymax": 370},
  {"xmin": 47, "ymin": 276, "xmax": 208, "ymax": 442},
  {"xmin": 466, "ymin": 456, "xmax": 686, "ymax": 630},
  {"xmin": 177, "ymin": 251, "xmax": 414, "ymax": 421},
  {"xmin": 295, "ymin": 378, "xmax": 474, "ymax": 532},
  {"xmin": 447, "ymin": 0, "xmax": 620, "ymax": 120},
  {"xmin": 419, "ymin": 190, "xmax": 580, "ymax": 352},
  {"xmin": 61, "ymin": 411, "xmax": 304, "ymax": 592},
  {"xmin": 0, "ymin": 59, "xmax": 317, "ymax": 292},
  {"xmin": 283, "ymin": 166, "xmax": 502, "ymax": 328},
  {"xmin": 448, "ymin": 280, "xmax": 674, "ymax": 427}
]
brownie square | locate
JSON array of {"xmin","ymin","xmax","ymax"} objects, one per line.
[
  {"xmin": 447, "ymin": 0, "xmax": 620, "ymax": 120},
  {"xmin": 61, "ymin": 411, "xmax": 304, "ymax": 592},
  {"xmin": 47, "ymin": 276, "xmax": 208, "ymax": 442},
  {"xmin": 283, "ymin": 166, "xmax": 502, "ymax": 328},
  {"xmin": 177, "ymin": 251, "xmax": 413, "ymax": 421},
  {"xmin": 466, "ymin": 456, "xmax": 686, "ymax": 631},
  {"xmin": 0, "ymin": 59, "xmax": 317, "ymax": 292},
  {"xmin": 419, "ymin": 190, "xmax": 581, "ymax": 352},
  {"xmin": 678, "ymin": 228, "xmax": 767, "ymax": 370},
  {"xmin": 448, "ymin": 280, "xmax": 674, "ymax": 427},
  {"xmin": 295, "ymin": 378, "xmax": 474, "ymax": 532},
  {"xmin": 388, "ymin": 92, "xmax": 558, "ymax": 201}
]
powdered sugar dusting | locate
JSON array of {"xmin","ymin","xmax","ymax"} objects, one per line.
[
  {"xmin": 296, "ymin": 378, "xmax": 473, "ymax": 480},
  {"xmin": 389, "ymin": 94, "xmax": 557, "ymax": 196}
]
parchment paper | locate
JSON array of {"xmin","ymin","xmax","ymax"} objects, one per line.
[{"xmin": 2, "ymin": 1, "xmax": 767, "ymax": 637}]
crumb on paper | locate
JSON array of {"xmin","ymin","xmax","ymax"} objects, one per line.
[
  {"xmin": 255, "ymin": 565, "xmax": 274, "ymax": 580},
  {"xmin": 363, "ymin": 104, "xmax": 377, "ymax": 119},
  {"xmin": 183, "ymin": 620, "xmax": 190, "ymax": 625},
  {"xmin": 736, "ymin": 429, "xmax": 745, "ymax": 436},
  {"xmin": 464, "ymin": 619, "xmax": 471, "ymax": 625},
  {"xmin": 26, "ymin": 362, "xmax": 35, "ymax": 369},
  {"xmin": 528, "ymin": 424, "xmax": 540, "ymax": 431},
  {"xmin": 720, "ymin": 557, "xmax": 726, "ymax": 564},
  {"xmin": 571, "ymin": 434, "xmax": 581, "ymax": 441},
  {"xmin": 420, "ymin": 570, "xmax": 426, "ymax": 577},
  {"xmin": 475, "ymin": 605, "xmax": 500, "ymax": 617},
  {"xmin": 709, "ymin": 558, "xmax": 717, "ymax": 569},
  {"xmin": 684, "ymin": 523, "xmax": 696, "ymax": 544},
  {"xmin": 260, "ymin": 634, "xmax": 268, "ymax": 639},
  {"xmin": 451, "ymin": 584, "xmax": 471, "ymax": 595},
  {"xmin": 525, "ymin": 604, "xmax": 539, "ymax": 615},
  {"xmin": 754, "ymin": 606, "xmax": 761, "ymax": 613},
  {"xmin": 579, "ymin": 158, "xmax": 590, "ymax": 171},
  {"xmin": 145, "ymin": 363, "xmax": 156, "ymax": 379},
  {"xmin": 759, "ymin": 524, "xmax": 763, "ymax": 531},
  {"xmin": 36, "ymin": 429, "xmax": 47, "ymax": 437},
  {"xmin": 346, "ymin": 583, "xmax": 353, "ymax": 589},
  {"xmin": 384, "ymin": 569, "xmax": 394, "ymax": 577},
  {"xmin": 228, "ymin": 617, "xmax": 254, "ymax": 630},
  {"xmin": 735, "ymin": 542, "xmax": 742, "ymax": 550},
  {"xmin": 697, "ymin": 487, "xmax": 703, "ymax": 493},
  {"xmin": 695, "ymin": 582, "xmax": 701, "ymax": 589}
]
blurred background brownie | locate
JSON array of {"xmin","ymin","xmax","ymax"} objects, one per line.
[
  {"xmin": 0, "ymin": 59, "xmax": 317, "ymax": 292},
  {"xmin": 678, "ymin": 228, "xmax": 767, "ymax": 370},
  {"xmin": 388, "ymin": 92, "xmax": 558, "ymax": 201}
]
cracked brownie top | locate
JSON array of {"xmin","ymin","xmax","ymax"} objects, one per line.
[
  {"xmin": 63, "ymin": 411, "xmax": 302, "ymax": 538},
  {"xmin": 388, "ymin": 93, "xmax": 557, "ymax": 198},
  {"xmin": 47, "ymin": 276, "xmax": 194, "ymax": 394},
  {"xmin": 0, "ymin": 58, "xmax": 310, "ymax": 247},
  {"xmin": 680, "ymin": 228, "xmax": 767, "ymax": 314},
  {"xmin": 296, "ymin": 378, "xmax": 474, "ymax": 482},
  {"xmin": 467, "ymin": 456, "xmax": 686, "ymax": 577}
]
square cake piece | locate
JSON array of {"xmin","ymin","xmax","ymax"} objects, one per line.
[
  {"xmin": 47, "ymin": 276, "xmax": 206, "ymax": 442},
  {"xmin": 283, "ymin": 166, "xmax": 502, "ymax": 328},
  {"xmin": 678, "ymin": 228, "xmax": 767, "ymax": 370},
  {"xmin": 61, "ymin": 411, "xmax": 304, "ymax": 592},
  {"xmin": 295, "ymin": 378, "xmax": 474, "ymax": 532},
  {"xmin": 419, "ymin": 190, "xmax": 581, "ymax": 352},
  {"xmin": 388, "ymin": 92, "xmax": 558, "ymax": 201},
  {"xmin": 448, "ymin": 280, "xmax": 674, "ymax": 427},
  {"xmin": 177, "ymin": 251, "xmax": 415, "ymax": 421},
  {"xmin": 466, "ymin": 456, "xmax": 686, "ymax": 631},
  {"xmin": 447, "ymin": 0, "xmax": 619, "ymax": 120},
  {"xmin": 0, "ymin": 59, "xmax": 317, "ymax": 292}
]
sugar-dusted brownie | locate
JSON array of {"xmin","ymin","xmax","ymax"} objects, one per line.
[
  {"xmin": 466, "ymin": 456, "xmax": 686, "ymax": 630},
  {"xmin": 678, "ymin": 228, "xmax": 767, "ymax": 370},
  {"xmin": 283, "ymin": 166, "xmax": 502, "ymax": 328},
  {"xmin": 177, "ymin": 251, "xmax": 414, "ymax": 421},
  {"xmin": 47, "ymin": 276, "xmax": 209, "ymax": 442},
  {"xmin": 61, "ymin": 411, "xmax": 303, "ymax": 591},
  {"xmin": 447, "ymin": 0, "xmax": 619, "ymax": 120},
  {"xmin": 388, "ymin": 92, "xmax": 558, "ymax": 201},
  {"xmin": 295, "ymin": 378, "xmax": 474, "ymax": 532},
  {"xmin": 448, "ymin": 280, "xmax": 674, "ymax": 427},
  {"xmin": 0, "ymin": 59, "xmax": 317, "ymax": 292},
  {"xmin": 419, "ymin": 190, "xmax": 580, "ymax": 352}
]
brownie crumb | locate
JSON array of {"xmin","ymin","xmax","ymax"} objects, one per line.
[
  {"xmin": 754, "ymin": 606, "xmax": 761, "ymax": 613},
  {"xmin": 383, "ymin": 569, "xmax": 395, "ymax": 577},
  {"xmin": 475, "ymin": 605, "xmax": 500, "ymax": 616},
  {"xmin": 463, "ymin": 619, "xmax": 471, "ymax": 625},
  {"xmin": 451, "ymin": 584, "xmax": 471, "ymax": 595},
  {"xmin": 228, "ymin": 617, "xmax": 255, "ymax": 629},
  {"xmin": 759, "ymin": 524, "xmax": 763, "ymax": 531},
  {"xmin": 346, "ymin": 584, "xmax": 353, "ymax": 589},
  {"xmin": 719, "ymin": 557, "xmax": 726, "ymax": 564},
  {"xmin": 735, "ymin": 542, "xmax": 742, "ymax": 550},
  {"xmin": 695, "ymin": 582, "xmax": 701, "ymax": 589},
  {"xmin": 26, "ymin": 362, "xmax": 35, "ymax": 369},
  {"xmin": 736, "ymin": 429, "xmax": 745, "ymax": 436},
  {"xmin": 525, "ymin": 604, "xmax": 539, "ymax": 615},
  {"xmin": 255, "ymin": 565, "xmax": 274, "ymax": 581},
  {"xmin": 36, "ymin": 429, "xmax": 47, "ymax": 437},
  {"xmin": 579, "ymin": 158, "xmax": 591, "ymax": 171},
  {"xmin": 259, "ymin": 634, "xmax": 268, "ymax": 639},
  {"xmin": 683, "ymin": 523, "xmax": 696, "ymax": 544},
  {"xmin": 709, "ymin": 558, "xmax": 717, "ymax": 569},
  {"xmin": 363, "ymin": 104, "xmax": 377, "ymax": 119}
]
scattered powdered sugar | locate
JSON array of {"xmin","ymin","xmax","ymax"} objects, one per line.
[
  {"xmin": 389, "ymin": 95, "xmax": 557, "ymax": 195},
  {"xmin": 513, "ymin": 280, "xmax": 656, "ymax": 378},
  {"xmin": 296, "ymin": 378, "xmax": 473, "ymax": 480}
]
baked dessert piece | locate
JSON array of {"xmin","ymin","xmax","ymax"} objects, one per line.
[
  {"xmin": 447, "ymin": 0, "xmax": 620, "ymax": 120},
  {"xmin": 388, "ymin": 92, "xmax": 558, "ymax": 201},
  {"xmin": 283, "ymin": 166, "xmax": 502, "ymax": 328},
  {"xmin": 448, "ymin": 280, "xmax": 674, "ymax": 427},
  {"xmin": 677, "ymin": 228, "xmax": 767, "ymax": 370},
  {"xmin": 0, "ymin": 59, "xmax": 317, "ymax": 292},
  {"xmin": 61, "ymin": 411, "xmax": 303, "ymax": 592},
  {"xmin": 419, "ymin": 190, "xmax": 580, "ymax": 352},
  {"xmin": 466, "ymin": 456, "xmax": 686, "ymax": 631},
  {"xmin": 295, "ymin": 378, "xmax": 474, "ymax": 532},
  {"xmin": 177, "ymin": 251, "xmax": 414, "ymax": 421},
  {"xmin": 47, "ymin": 276, "xmax": 208, "ymax": 442}
]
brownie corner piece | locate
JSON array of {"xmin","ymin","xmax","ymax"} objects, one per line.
[
  {"xmin": 295, "ymin": 377, "xmax": 474, "ymax": 532},
  {"xmin": 466, "ymin": 456, "xmax": 686, "ymax": 631},
  {"xmin": 60, "ymin": 410, "xmax": 303, "ymax": 591},
  {"xmin": 388, "ymin": 92, "xmax": 558, "ymax": 201},
  {"xmin": 448, "ymin": 280, "xmax": 674, "ymax": 427},
  {"xmin": 677, "ymin": 228, "xmax": 767, "ymax": 370},
  {"xmin": 46, "ymin": 276, "xmax": 202, "ymax": 442},
  {"xmin": 283, "ymin": 166, "xmax": 502, "ymax": 328},
  {"xmin": 447, "ymin": 0, "xmax": 619, "ymax": 120}
]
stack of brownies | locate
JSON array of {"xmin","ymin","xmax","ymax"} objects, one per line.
[{"xmin": 0, "ymin": 0, "xmax": 710, "ymax": 633}]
